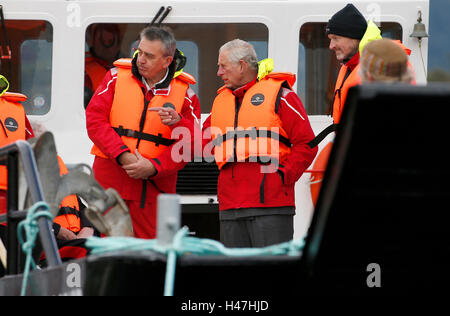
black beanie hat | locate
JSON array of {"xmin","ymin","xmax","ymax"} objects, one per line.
[{"xmin": 326, "ymin": 4, "xmax": 367, "ymax": 40}]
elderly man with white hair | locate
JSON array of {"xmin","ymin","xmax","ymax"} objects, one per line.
[{"xmin": 202, "ymin": 39, "xmax": 317, "ymax": 248}]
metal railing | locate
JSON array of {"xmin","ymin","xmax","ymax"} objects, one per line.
[{"xmin": 0, "ymin": 140, "xmax": 61, "ymax": 275}]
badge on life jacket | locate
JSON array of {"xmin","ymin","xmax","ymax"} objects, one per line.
[
  {"xmin": 4, "ymin": 117, "xmax": 19, "ymax": 132},
  {"xmin": 251, "ymin": 93, "xmax": 265, "ymax": 106}
]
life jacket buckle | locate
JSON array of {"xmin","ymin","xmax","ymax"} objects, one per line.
[
  {"xmin": 126, "ymin": 129, "xmax": 137, "ymax": 138},
  {"xmin": 155, "ymin": 133, "xmax": 163, "ymax": 147}
]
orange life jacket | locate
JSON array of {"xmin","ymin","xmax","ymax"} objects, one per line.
[
  {"xmin": 53, "ymin": 156, "xmax": 81, "ymax": 233},
  {"xmin": 90, "ymin": 58, "xmax": 196, "ymax": 160},
  {"xmin": 85, "ymin": 54, "xmax": 109, "ymax": 91},
  {"xmin": 331, "ymin": 64, "xmax": 362, "ymax": 124},
  {"xmin": 210, "ymin": 73, "xmax": 293, "ymax": 169},
  {"xmin": 0, "ymin": 92, "xmax": 27, "ymax": 191}
]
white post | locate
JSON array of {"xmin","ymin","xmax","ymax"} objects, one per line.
[{"xmin": 157, "ymin": 194, "xmax": 181, "ymax": 245}]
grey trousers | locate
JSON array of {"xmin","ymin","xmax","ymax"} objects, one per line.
[{"xmin": 220, "ymin": 214, "xmax": 294, "ymax": 248}]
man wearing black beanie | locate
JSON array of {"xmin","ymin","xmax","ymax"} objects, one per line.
[
  {"xmin": 326, "ymin": 3, "xmax": 372, "ymax": 124},
  {"xmin": 327, "ymin": 3, "xmax": 367, "ymax": 46}
]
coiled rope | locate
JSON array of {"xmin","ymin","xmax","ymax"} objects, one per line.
[
  {"xmin": 85, "ymin": 227, "xmax": 305, "ymax": 296},
  {"xmin": 17, "ymin": 201, "xmax": 53, "ymax": 296}
]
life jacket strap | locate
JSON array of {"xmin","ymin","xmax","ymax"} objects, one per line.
[
  {"xmin": 56, "ymin": 206, "xmax": 80, "ymax": 218},
  {"xmin": 113, "ymin": 126, "xmax": 175, "ymax": 147},
  {"xmin": 212, "ymin": 128, "xmax": 292, "ymax": 148},
  {"xmin": 330, "ymin": 67, "xmax": 352, "ymax": 117},
  {"xmin": 307, "ymin": 123, "xmax": 338, "ymax": 148}
]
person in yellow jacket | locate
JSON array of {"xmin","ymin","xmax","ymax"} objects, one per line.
[
  {"xmin": 327, "ymin": 3, "xmax": 382, "ymax": 124},
  {"xmin": 309, "ymin": 5, "xmax": 382, "ymax": 207},
  {"xmin": 309, "ymin": 18, "xmax": 417, "ymax": 207}
]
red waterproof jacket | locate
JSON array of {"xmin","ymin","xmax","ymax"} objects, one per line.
[
  {"xmin": 203, "ymin": 77, "xmax": 317, "ymax": 211},
  {"xmin": 85, "ymin": 59, "xmax": 201, "ymax": 202}
]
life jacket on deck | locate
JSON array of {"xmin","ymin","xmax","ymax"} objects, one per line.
[
  {"xmin": 40, "ymin": 157, "xmax": 85, "ymax": 263},
  {"xmin": 53, "ymin": 156, "xmax": 81, "ymax": 233},
  {"xmin": 90, "ymin": 58, "xmax": 196, "ymax": 160},
  {"xmin": 210, "ymin": 73, "xmax": 294, "ymax": 169}
]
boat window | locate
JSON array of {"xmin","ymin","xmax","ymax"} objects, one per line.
[
  {"xmin": 84, "ymin": 23, "xmax": 268, "ymax": 113},
  {"xmin": 0, "ymin": 21, "xmax": 53, "ymax": 115},
  {"xmin": 298, "ymin": 22, "xmax": 402, "ymax": 115}
]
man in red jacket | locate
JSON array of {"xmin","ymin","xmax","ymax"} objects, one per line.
[
  {"xmin": 86, "ymin": 26, "xmax": 200, "ymax": 239},
  {"xmin": 202, "ymin": 39, "xmax": 317, "ymax": 248}
]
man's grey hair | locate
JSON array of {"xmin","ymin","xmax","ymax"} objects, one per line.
[
  {"xmin": 219, "ymin": 39, "xmax": 258, "ymax": 70},
  {"xmin": 139, "ymin": 26, "xmax": 176, "ymax": 57}
]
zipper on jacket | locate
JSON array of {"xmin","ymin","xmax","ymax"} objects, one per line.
[
  {"xmin": 233, "ymin": 96, "xmax": 241, "ymax": 163},
  {"xmin": 0, "ymin": 119, "xmax": 8, "ymax": 138},
  {"xmin": 331, "ymin": 67, "xmax": 352, "ymax": 116},
  {"xmin": 137, "ymin": 88, "xmax": 150, "ymax": 149}
]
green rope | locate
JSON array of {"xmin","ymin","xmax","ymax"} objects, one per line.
[
  {"xmin": 17, "ymin": 201, "xmax": 53, "ymax": 296},
  {"xmin": 85, "ymin": 226, "xmax": 305, "ymax": 296}
]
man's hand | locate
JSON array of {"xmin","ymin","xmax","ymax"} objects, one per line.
[
  {"xmin": 56, "ymin": 227, "xmax": 77, "ymax": 241},
  {"xmin": 76, "ymin": 227, "xmax": 95, "ymax": 239},
  {"xmin": 148, "ymin": 107, "xmax": 181, "ymax": 126},
  {"xmin": 118, "ymin": 151, "xmax": 138, "ymax": 166},
  {"xmin": 122, "ymin": 150, "xmax": 156, "ymax": 179}
]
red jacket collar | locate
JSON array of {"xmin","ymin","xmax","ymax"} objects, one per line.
[
  {"xmin": 344, "ymin": 52, "xmax": 360, "ymax": 71},
  {"xmin": 232, "ymin": 76, "xmax": 258, "ymax": 99}
]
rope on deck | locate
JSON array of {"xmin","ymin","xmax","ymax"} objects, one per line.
[
  {"xmin": 17, "ymin": 201, "xmax": 53, "ymax": 296},
  {"xmin": 85, "ymin": 227, "xmax": 305, "ymax": 296}
]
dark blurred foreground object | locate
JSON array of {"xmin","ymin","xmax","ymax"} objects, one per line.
[{"xmin": 301, "ymin": 83, "xmax": 450, "ymax": 295}]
